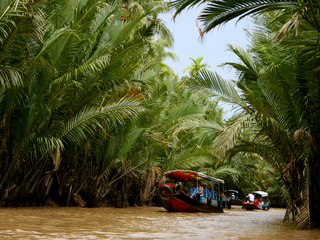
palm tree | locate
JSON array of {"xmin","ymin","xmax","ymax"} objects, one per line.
[
  {"xmin": 190, "ymin": 32, "xmax": 319, "ymax": 229},
  {"xmin": 0, "ymin": 0, "xmax": 176, "ymax": 207},
  {"xmin": 170, "ymin": 0, "xmax": 320, "ymax": 35},
  {"xmin": 183, "ymin": 57, "xmax": 209, "ymax": 78},
  {"xmin": 170, "ymin": 0, "xmax": 320, "ymax": 229}
]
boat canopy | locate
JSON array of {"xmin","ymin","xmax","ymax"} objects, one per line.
[
  {"xmin": 252, "ymin": 191, "xmax": 268, "ymax": 197},
  {"xmin": 225, "ymin": 190, "xmax": 238, "ymax": 193},
  {"xmin": 164, "ymin": 170, "xmax": 224, "ymax": 184}
]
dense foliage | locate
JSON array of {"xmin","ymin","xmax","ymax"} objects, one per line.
[
  {"xmin": 0, "ymin": 0, "xmax": 176, "ymax": 207},
  {"xmin": 2, "ymin": 0, "xmax": 319, "ymax": 232},
  {"xmin": 171, "ymin": 0, "xmax": 320, "ymax": 230},
  {"xmin": 0, "ymin": 0, "xmax": 235, "ymax": 209}
]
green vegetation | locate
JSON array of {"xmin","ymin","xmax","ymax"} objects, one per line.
[
  {"xmin": 0, "ymin": 0, "xmax": 319, "ymax": 231},
  {"xmin": 0, "ymin": 0, "xmax": 228, "ymax": 208},
  {"xmin": 171, "ymin": 0, "xmax": 320, "ymax": 230}
]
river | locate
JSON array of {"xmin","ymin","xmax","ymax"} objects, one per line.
[{"xmin": 0, "ymin": 206, "xmax": 319, "ymax": 239}]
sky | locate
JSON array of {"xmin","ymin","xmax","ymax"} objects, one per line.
[{"xmin": 160, "ymin": 8, "xmax": 253, "ymax": 80}]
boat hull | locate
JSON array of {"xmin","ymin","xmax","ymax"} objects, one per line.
[
  {"xmin": 242, "ymin": 201, "xmax": 270, "ymax": 210},
  {"xmin": 163, "ymin": 193, "xmax": 223, "ymax": 213}
]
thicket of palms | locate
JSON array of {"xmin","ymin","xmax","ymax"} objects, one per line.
[
  {"xmin": 0, "ymin": 0, "xmax": 174, "ymax": 207},
  {"xmin": 0, "ymin": 0, "xmax": 232, "ymax": 208},
  {"xmin": 171, "ymin": 0, "xmax": 320, "ymax": 229},
  {"xmin": 0, "ymin": 0, "xmax": 306, "ymax": 232}
]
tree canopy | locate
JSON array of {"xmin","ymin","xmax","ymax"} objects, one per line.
[{"xmin": 170, "ymin": 0, "xmax": 320, "ymax": 230}]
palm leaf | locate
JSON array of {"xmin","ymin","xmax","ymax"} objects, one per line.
[
  {"xmin": 34, "ymin": 136, "xmax": 64, "ymax": 158},
  {"xmin": 198, "ymin": 0, "xmax": 301, "ymax": 34},
  {"xmin": 36, "ymin": 27, "xmax": 77, "ymax": 57},
  {"xmin": 0, "ymin": 0, "xmax": 26, "ymax": 44},
  {"xmin": 203, "ymin": 166, "xmax": 240, "ymax": 183},
  {"xmin": 170, "ymin": 0, "xmax": 205, "ymax": 19},
  {"xmin": 195, "ymin": 68, "xmax": 244, "ymax": 106},
  {"xmin": 166, "ymin": 152, "xmax": 213, "ymax": 170},
  {"xmin": 212, "ymin": 113, "xmax": 254, "ymax": 155},
  {"xmin": 118, "ymin": 127, "xmax": 145, "ymax": 158},
  {"xmin": 174, "ymin": 117, "xmax": 223, "ymax": 134},
  {"xmin": 59, "ymin": 97, "xmax": 142, "ymax": 143},
  {"xmin": 0, "ymin": 65, "xmax": 23, "ymax": 87}
]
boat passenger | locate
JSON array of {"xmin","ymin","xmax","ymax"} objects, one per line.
[
  {"xmin": 191, "ymin": 183, "xmax": 204, "ymax": 201},
  {"xmin": 246, "ymin": 193, "xmax": 255, "ymax": 202},
  {"xmin": 231, "ymin": 192, "xmax": 235, "ymax": 199}
]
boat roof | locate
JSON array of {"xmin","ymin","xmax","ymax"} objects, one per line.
[
  {"xmin": 252, "ymin": 191, "xmax": 268, "ymax": 197},
  {"xmin": 226, "ymin": 190, "xmax": 238, "ymax": 193},
  {"xmin": 164, "ymin": 170, "xmax": 224, "ymax": 184}
]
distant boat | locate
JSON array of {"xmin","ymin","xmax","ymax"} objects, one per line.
[
  {"xmin": 156, "ymin": 170, "xmax": 225, "ymax": 213},
  {"xmin": 224, "ymin": 190, "xmax": 243, "ymax": 207},
  {"xmin": 242, "ymin": 191, "xmax": 270, "ymax": 210}
]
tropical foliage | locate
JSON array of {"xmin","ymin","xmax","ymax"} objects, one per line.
[
  {"xmin": 0, "ymin": 0, "xmax": 230, "ymax": 209},
  {"xmin": 0, "ymin": 0, "xmax": 174, "ymax": 207},
  {"xmin": 2, "ymin": 0, "xmax": 317, "ymax": 232},
  {"xmin": 170, "ymin": 0, "xmax": 320, "ymax": 230}
]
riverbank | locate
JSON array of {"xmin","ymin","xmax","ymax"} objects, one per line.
[{"xmin": 0, "ymin": 206, "xmax": 319, "ymax": 239}]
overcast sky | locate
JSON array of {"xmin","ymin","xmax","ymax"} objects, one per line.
[{"xmin": 160, "ymin": 8, "xmax": 253, "ymax": 80}]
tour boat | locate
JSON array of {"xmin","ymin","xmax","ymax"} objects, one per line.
[
  {"xmin": 225, "ymin": 190, "xmax": 243, "ymax": 207},
  {"xmin": 242, "ymin": 191, "xmax": 270, "ymax": 210},
  {"xmin": 156, "ymin": 170, "xmax": 225, "ymax": 213}
]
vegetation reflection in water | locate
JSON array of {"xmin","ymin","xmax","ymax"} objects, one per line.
[{"xmin": 0, "ymin": 207, "xmax": 319, "ymax": 240}]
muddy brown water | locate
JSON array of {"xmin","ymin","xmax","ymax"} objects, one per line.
[{"xmin": 0, "ymin": 206, "xmax": 319, "ymax": 239}]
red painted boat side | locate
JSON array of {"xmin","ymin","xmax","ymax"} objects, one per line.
[
  {"xmin": 164, "ymin": 196, "xmax": 199, "ymax": 212},
  {"xmin": 163, "ymin": 194, "xmax": 224, "ymax": 213}
]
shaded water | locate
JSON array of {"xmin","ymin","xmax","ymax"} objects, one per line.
[{"xmin": 0, "ymin": 206, "xmax": 319, "ymax": 239}]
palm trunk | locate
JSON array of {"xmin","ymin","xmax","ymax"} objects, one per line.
[
  {"xmin": 282, "ymin": 156, "xmax": 312, "ymax": 229},
  {"xmin": 310, "ymin": 151, "xmax": 320, "ymax": 228},
  {"xmin": 295, "ymin": 163, "xmax": 311, "ymax": 230}
]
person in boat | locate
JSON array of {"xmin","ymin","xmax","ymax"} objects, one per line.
[
  {"xmin": 221, "ymin": 192, "xmax": 230, "ymax": 208},
  {"xmin": 231, "ymin": 192, "xmax": 236, "ymax": 200},
  {"xmin": 191, "ymin": 183, "xmax": 204, "ymax": 201},
  {"xmin": 246, "ymin": 193, "xmax": 255, "ymax": 202}
]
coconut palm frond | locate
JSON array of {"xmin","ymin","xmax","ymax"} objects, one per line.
[
  {"xmin": 261, "ymin": 83, "xmax": 297, "ymax": 131},
  {"xmin": 34, "ymin": 136, "xmax": 64, "ymax": 158},
  {"xmin": 90, "ymin": 2, "xmax": 117, "ymax": 34},
  {"xmin": 60, "ymin": 98, "xmax": 142, "ymax": 143},
  {"xmin": 224, "ymin": 44, "xmax": 259, "ymax": 82},
  {"xmin": 53, "ymin": 54, "xmax": 111, "ymax": 83},
  {"xmin": 118, "ymin": 127, "xmax": 145, "ymax": 157},
  {"xmin": 36, "ymin": 27, "xmax": 77, "ymax": 57},
  {"xmin": 212, "ymin": 113, "xmax": 254, "ymax": 155},
  {"xmin": 174, "ymin": 117, "xmax": 222, "ymax": 135},
  {"xmin": 227, "ymin": 141, "xmax": 283, "ymax": 171},
  {"xmin": 195, "ymin": 69, "xmax": 243, "ymax": 105},
  {"xmin": 154, "ymin": 18, "xmax": 175, "ymax": 48},
  {"xmin": 168, "ymin": 154, "xmax": 213, "ymax": 171},
  {"xmin": 198, "ymin": 0, "xmax": 301, "ymax": 34},
  {"xmin": 0, "ymin": 65, "xmax": 23, "ymax": 88},
  {"xmin": 59, "ymin": 107, "xmax": 103, "ymax": 143},
  {"xmin": 166, "ymin": 101, "xmax": 204, "ymax": 124},
  {"xmin": 102, "ymin": 97, "xmax": 143, "ymax": 123},
  {"xmin": 78, "ymin": 54, "xmax": 111, "ymax": 77},
  {"xmin": 208, "ymin": 166, "xmax": 241, "ymax": 183},
  {"xmin": 170, "ymin": 0, "xmax": 205, "ymax": 19},
  {"xmin": 0, "ymin": 0, "xmax": 27, "ymax": 43}
]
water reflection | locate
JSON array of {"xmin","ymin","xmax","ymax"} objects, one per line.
[{"xmin": 0, "ymin": 206, "xmax": 319, "ymax": 239}]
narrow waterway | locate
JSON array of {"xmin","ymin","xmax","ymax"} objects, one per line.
[{"xmin": 0, "ymin": 206, "xmax": 319, "ymax": 239}]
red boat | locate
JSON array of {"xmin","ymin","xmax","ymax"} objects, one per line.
[
  {"xmin": 242, "ymin": 191, "xmax": 270, "ymax": 210},
  {"xmin": 156, "ymin": 170, "xmax": 225, "ymax": 213}
]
